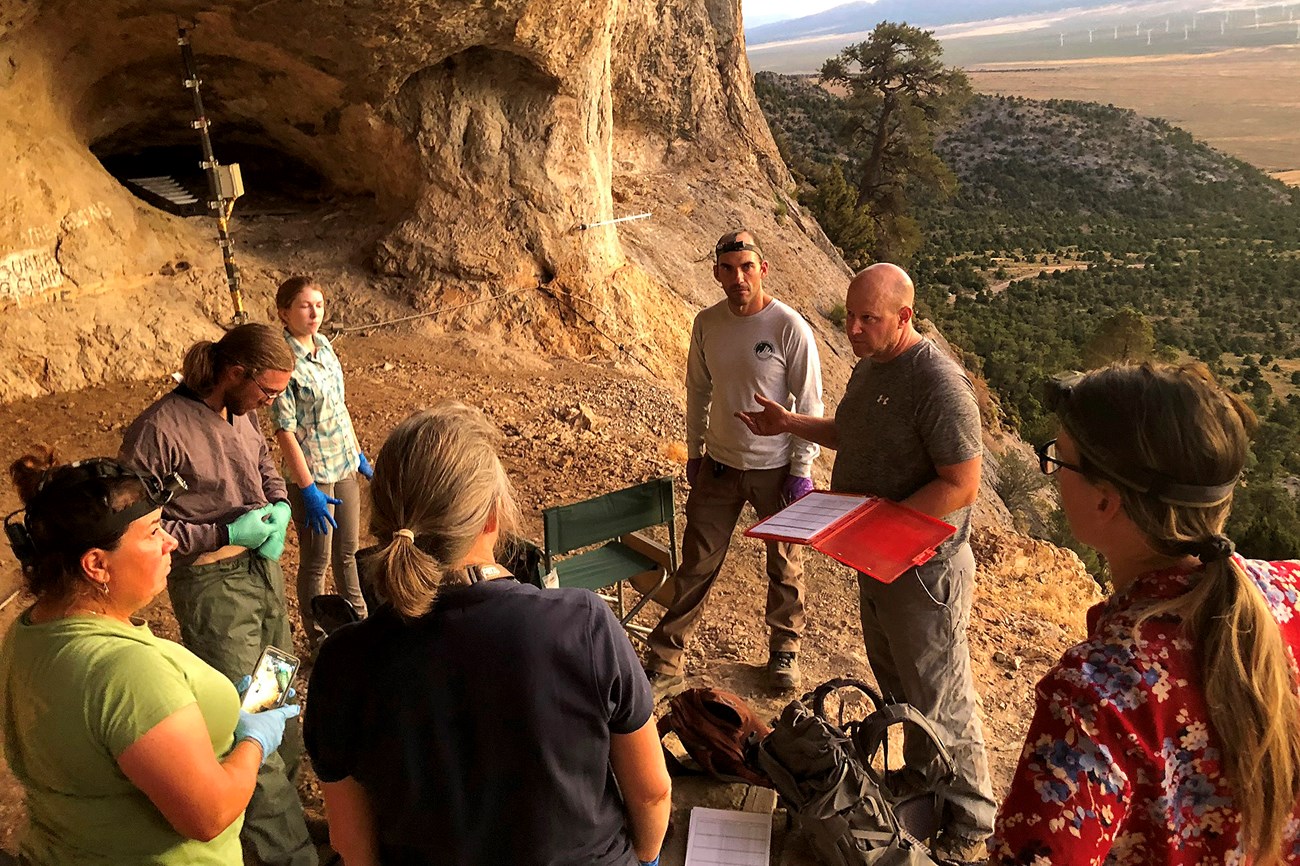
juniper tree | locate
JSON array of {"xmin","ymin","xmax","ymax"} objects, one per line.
[{"xmin": 821, "ymin": 22, "xmax": 971, "ymax": 262}]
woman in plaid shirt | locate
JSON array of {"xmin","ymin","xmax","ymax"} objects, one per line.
[{"xmin": 271, "ymin": 276, "xmax": 372, "ymax": 649}]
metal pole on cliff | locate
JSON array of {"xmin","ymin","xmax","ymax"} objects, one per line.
[{"xmin": 178, "ymin": 23, "xmax": 247, "ymax": 325}]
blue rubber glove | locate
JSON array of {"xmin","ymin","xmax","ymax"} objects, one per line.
[
  {"xmin": 256, "ymin": 501, "xmax": 292, "ymax": 560},
  {"xmin": 300, "ymin": 483, "xmax": 341, "ymax": 535},
  {"xmin": 233, "ymin": 675, "xmax": 300, "ymax": 765},
  {"xmin": 783, "ymin": 475, "xmax": 814, "ymax": 504},
  {"xmin": 357, "ymin": 452, "xmax": 374, "ymax": 481},
  {"xmin": 639, "ymin": 857, "xmax": 660, "ymax": 866},
  {"xmin": 686, "ymin": 457, "xmax": 703, "ymax": 487},
  {"xmin": 226, "ymin": 504, "xmax": 275, "ymax": 548}
]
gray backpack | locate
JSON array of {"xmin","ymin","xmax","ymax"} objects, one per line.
[{"xmin": 753, "ymin": 678, "xmax": 956, "ymax": 866}]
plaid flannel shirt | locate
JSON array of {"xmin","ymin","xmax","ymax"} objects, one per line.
[{"xmin": 271, "ymin": 331, "xmax": 361, "ymax": 485}]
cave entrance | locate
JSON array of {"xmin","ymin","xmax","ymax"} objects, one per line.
[{"xmin": 92, "ymin": 134, "xmax": 333, "ymax": 217}]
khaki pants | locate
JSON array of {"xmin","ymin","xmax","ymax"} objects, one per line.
[
  {"xmin": 857, "ymin": 542, "xmax": 997, "ymax": 840},
  {"xmin": 287, "ymin": 474, "xmax": 367, "ymax": 646},
  {"xmin": 168, "ymin": 552, "xmax": 318, "ymax": 866},
  {"xmin": 647, "ymin": 456, "xmax": 803, "ymax": 675}
]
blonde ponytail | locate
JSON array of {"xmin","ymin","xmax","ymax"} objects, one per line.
[
  {"xmin": 1059, "ymin": 362, "xmax": 1300, "ymax": 864},
  {"xmin": 367, "ymin": 403, "xmax": 520, "ymax": 619}
]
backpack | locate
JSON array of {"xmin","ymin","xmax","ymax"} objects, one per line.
[
  {"xmin": 656, "ymin": 687, "xmax": 773, "ymax": 787},
  {"xmin": 754, "ymin": 678, "xmax": 956, "ymax": 866}
]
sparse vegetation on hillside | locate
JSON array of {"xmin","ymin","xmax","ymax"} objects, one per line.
[{"xmin": 756, "ymin": 72, "xmax": 1300, "ymax": 561}]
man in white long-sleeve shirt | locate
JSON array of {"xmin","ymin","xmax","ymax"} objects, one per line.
[{"xmin": 646, "ymin": 230, "xmax": 824, "ymax": 696}]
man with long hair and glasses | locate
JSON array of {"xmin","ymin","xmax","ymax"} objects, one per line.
[{"xmin": 119, "ymin": 323, "xmax": 317, "ymax": 866}]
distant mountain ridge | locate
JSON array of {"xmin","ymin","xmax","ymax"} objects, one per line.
[{"xmin": 746, "ymin": 0, "xmax": 1119, "ymax": 45}]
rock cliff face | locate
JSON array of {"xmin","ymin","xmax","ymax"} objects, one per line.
[{"xmin": 0, "ymin": 0, "xmax": 850, "ymax": 399}]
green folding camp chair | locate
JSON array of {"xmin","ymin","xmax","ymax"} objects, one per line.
[{"xmin": 541, "ymin": 477, "xmax": 677, "ymax": 642}]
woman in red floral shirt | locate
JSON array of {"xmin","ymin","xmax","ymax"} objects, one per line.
[{"xmin": 990, "ymin": 362, "xmax": 1300, "ymax": 866}]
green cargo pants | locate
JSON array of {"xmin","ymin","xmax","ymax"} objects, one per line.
[{"xmin": 168, "ymin": 551, "xmax": 317, "ymax": 866}]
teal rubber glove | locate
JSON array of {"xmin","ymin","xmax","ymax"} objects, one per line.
[
  {"xmin": 256, "ymin": 501, "xmax": 292, "ymax": 561},
  {"xmin": 233, "ymin": 675, "xmax": 300, "ymax": 765},
  {"xmin": 226, "ymin": 504, "xmax": 275, "ymax": 548}
]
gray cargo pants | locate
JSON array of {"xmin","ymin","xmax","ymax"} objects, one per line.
[
  {"xmin": 857, "ymin": 542, "xmax": 997, "ymax": 840},
  {"xmin": 287, "ymin": 473, "xmax": 367, "ymax": 647}
]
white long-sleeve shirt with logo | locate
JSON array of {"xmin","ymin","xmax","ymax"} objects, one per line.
[{"xmin": 685, "ymin": 297, "xmax": 824, "ymax": 477}]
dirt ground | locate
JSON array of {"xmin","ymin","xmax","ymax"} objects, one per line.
[
  {"xmin": 0, "ymin": 332, "xmax": 1101, "ymax": 864},
  {"xmin": 0, "ymin": 198, "xmax": 1101, "ymax": 864}
]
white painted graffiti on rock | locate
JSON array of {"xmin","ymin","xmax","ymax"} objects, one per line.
[
  {"xmin": 59, "ymin": 201, "xmax": 112, "ymax": 233},
  {"xmin": 0, "ymin": 246, "xmax": 64, "ymax": 303}
]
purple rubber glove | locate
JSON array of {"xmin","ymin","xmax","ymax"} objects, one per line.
[
  {"xmin": 301, "ymin": 483, "xmax": 341, "ymax": 534},
  {"xmin": 686, "ymin": 457, "xmax": 703, "ymax": 487},
  {"xmin": 783, "ymin": 475, "xmax": 814, "ymax": 504},
  {"xmin": 357, "ymin": 452, "xmax": 374, "ymax": 480}
]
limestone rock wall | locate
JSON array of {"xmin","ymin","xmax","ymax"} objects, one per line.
[{"xmin": 0, "ymin": 0, "xmax": 859, "ymax": 400}]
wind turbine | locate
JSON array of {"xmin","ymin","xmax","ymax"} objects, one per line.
[
  {"xmin": 1088, "ymin": 28, "xmax": 1095, "ymax": 43},
  {"xmin": 1146, "ymin": 28, "xmax": 1153, "ymax": 45},
  {"xmin": 1059, "ymin": 32, "xmax": 1065, "ymax": 47}
]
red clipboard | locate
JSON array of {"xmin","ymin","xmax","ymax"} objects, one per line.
[{"xmin": 744, "ymin": 491, "xmax": 955, "ymax": 583}]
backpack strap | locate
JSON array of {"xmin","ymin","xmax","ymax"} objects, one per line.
[
  {"xmin": 808, "ymin": 677, "xmax": 884, "ymax": 720},
  {"xmin": 852, "ymin": 702, "xmax": 958, "ymax": 847},
  {"xmin": 853, "ymin": 703, "xmax": 956, "ymax": 787}
]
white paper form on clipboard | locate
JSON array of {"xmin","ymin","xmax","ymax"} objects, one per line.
[
  {"xmin": 744, "ymin": 491, "xmax": 869, "ymax": 543},
  {"xmin": 684, "ymin": 807, "xmax": 771, "ymax": 866}
]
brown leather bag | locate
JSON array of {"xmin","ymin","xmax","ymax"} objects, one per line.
[{"xmin": 656, "ymin": 687, "xmax": 772, "ymax": 786}]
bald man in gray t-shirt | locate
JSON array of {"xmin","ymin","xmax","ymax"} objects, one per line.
[{"xmin": 738, "ymin": 264, "xmax": 996, "ymax": 859}]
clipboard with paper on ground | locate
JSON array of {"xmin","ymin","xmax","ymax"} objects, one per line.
[{"xmin": 744, "ymin": 491, "xmax": 955, "ymax": 583}]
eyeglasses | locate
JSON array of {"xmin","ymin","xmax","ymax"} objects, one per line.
[
  {"xmin": 1035, "ymin": 440, "xmax": 1086, "ymax": 476},
  {"xmin": 247, "ymin": 373, "xmax": 283, "ymax": 402}
]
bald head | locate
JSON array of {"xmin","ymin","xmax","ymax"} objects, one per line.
[
  {"xmin": 849, "ymin": 263, "xmax": 914, "ymax": 313},
  {"xmin": 843, "ymin": 263, "xmax": 920, "ymax": 362}
]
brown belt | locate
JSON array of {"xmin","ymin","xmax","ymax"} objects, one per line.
[{"xmin": 191, "ymin": 545, "xmax": 249, "ymax": 566}]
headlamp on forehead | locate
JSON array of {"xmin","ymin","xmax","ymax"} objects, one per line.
[
  {"xmin": 1040, "ymin": 372, "xmax": 1239, "ymax": 507},
  {"xmin": 4, "ymin": 459, "xmax": 186, "ymax": 565}
]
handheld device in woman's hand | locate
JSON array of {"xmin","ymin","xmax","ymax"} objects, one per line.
[{"xmin": 240, "ymin": 646, "xmax": 300, "ymax": 713}]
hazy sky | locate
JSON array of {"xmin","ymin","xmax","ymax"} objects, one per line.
[{"xmin": 743, "ymin": 0, "xmax": 856, "ymax": 26}]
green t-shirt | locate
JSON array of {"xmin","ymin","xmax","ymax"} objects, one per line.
[{"xmin": 0, "ymin": 610, "xmax": 243, "ymax": 865}]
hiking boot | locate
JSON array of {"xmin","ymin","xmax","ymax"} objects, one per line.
[
  {"xmin": 931, "ymin": 832, "xmax": 987, "ymax": 865},
  {"xmin": 767, "ymin": 651, "xmax": 801, "ymax": 690},
  {"xmin": 646, "ymin": 669, "xmax": 685, "ymax": 702}
]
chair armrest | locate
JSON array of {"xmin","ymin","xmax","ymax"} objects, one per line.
[
  {"xmin": 621, "ymin": 532, "xmax": 675, "ymax": 606},
  {"xmin": 619, "ymin": 531, "xmax": 673, "ymax": 570}
]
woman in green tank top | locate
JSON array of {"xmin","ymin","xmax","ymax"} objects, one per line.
[{"xmin": 0, "ymin": 448, "xmax": 299, "ymax": 865}]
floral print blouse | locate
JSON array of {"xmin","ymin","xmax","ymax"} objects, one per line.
[{"xmin": 989, "ymin": 556, "xmax": 1300, "ymax": 865}]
